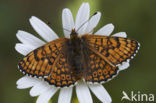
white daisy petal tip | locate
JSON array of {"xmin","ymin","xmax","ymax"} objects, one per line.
[
  {"xmin": 113, "ymin": 32, "xmax": 127, "ymax": 38},
  {"xmin": 105, "ymin": 23, "xmax": 115, "ymax": 31},
  {"xmin": 16, "ymin": 76, "xmax": 37, "ymax": 89},
  {"xmin": 85, "ymin": 12, "xmax": 101, "ymax": 34},
  {"xmin": 16, "ymin": 30, "xmax": 21, "ymax": 36},
  {"xmin": 29, "ymin": 16, "xmax": 58, "ymax": 42},
  {"xmin": 95, "ymin": 11, "xmax": 101, "ymax": 17},
  {"xmin": 16, "ymin": 30, "xmax": 45, "ymax": 48},
  {"xmin": 16, "ymin": 30, "xmax": 26, "ymax": 40},
  {"xmin": 75, "ymin": 2, "xmax": 90, "ymax": 34},
  {"xmin": 16, "ymin": 30, "xmax": 23, "ymax": 41},
  {"xmin": 92, "ymin": 11, "xmax": 101, "ymax": 18},
  {"xmin": 105, "ymin": 23, "xmax": 114, "ymax": 30},
  {"xmin": 15, "ymin": 43, "xmax": 33, "ymax": 56},
  {"xmin": 29, "ymin": 16, "xmax": 37, "ymax": 22},
  {"xmin": 30, "ymin": 16, "xmax": 39, "ymax": 21},
  {"xmin": 62, "ymin": 8, "xmax": 74, "ymax": 38},
  {"xmin": 95, "ymin": 23, "xmax": 114, "ymax": 36}
]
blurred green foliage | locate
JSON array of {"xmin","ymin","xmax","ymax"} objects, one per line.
[{"xmin": 0, "ymin": 0, "xmax": 156, "ymax": 103}]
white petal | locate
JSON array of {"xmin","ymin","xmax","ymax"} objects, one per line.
[
  {"xmin": 30, "ymin": 80, "xmax": 50, "ymax": 97},
  {"xmin": 75, "ymin": 3, "xmax": 90, "ymax": 35},
  {"xmin": 76, "ymin": 82, "xmax": 93, "ymax": 103},
  {"xmin": 89, "ymin": 84, "xmax": 112, "ymax": 103},
  {"xmin": 85, "ymin": 12, "xmax": 101, "ymax": 34},
  {"xmin": 62, "ymin": 8, "xmax": 74, "ymax": 38},
  {"xmin": 58, "ymin": 87, "xmax": 73, "ymax": 103},
  {"xmin": 95, "ymin": 24, "xmax": 114, "ymax": 36},
  {"xmin": 119, "ymin": 62, "xmax": 130, "ymax": 71},
  {"xmin": 15, "ymin": 43, "xmax": 34, "ymax": 56},
  {"xmin": 113, "ymin": 32, "xmax": 127, "ymax": 38},
  {"xmin": 16, "ymin": 76, "xmax": 39, "ymax": 89},
  {"xmin": 29, "ymin": 16, "xmax": 58, "ymax": 42},
  {"xmin": 16, "ymin": 30, "xmax": 45, "ymax": 48},
  {"xmin": 36, "ymin": 87, "xmax": 58, "ymax": 103}
]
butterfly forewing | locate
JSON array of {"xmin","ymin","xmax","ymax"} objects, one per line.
[
  {"xmin": 18, "ymin": 38, "xmax": 67, "ymax": 77},
  {"xmin": 82, "ymin": 35, "xmax": 140, "ymax": 67}
]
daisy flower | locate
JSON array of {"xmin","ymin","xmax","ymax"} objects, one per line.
[{"xmin": 16, "ymin": 2, "xmax": 130, "ymax": 103}]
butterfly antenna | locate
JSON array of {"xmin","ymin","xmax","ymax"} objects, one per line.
[
  {"xmin": 76, "ymin": 12, "xmax": 98, "ymax": 33},
  {"xmin": 46, "ymin": 21, "xmax": 51, "ymax": 25},
  {"xmin": 46, "ymin": 20, "xmax": 71, "ymax": 33}
]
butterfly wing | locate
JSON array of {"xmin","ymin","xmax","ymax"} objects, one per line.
[
  {"xmin": 18, "ymin": 38, "xmax": 77, "ymax": 87},
  {"xmin": 82, "ymin": 35, "xmax": 140, "ymax": 67},
  {"xmin": 44, "ymin": 53, "xmax": 77, "ymax": 87},
  {"xmin": 18, "ymin": 38, "xmax": 66, "ymax": 77},
  {"xmin": 82, "ymin": 47, "xmax": 119, "ymax": 83}
]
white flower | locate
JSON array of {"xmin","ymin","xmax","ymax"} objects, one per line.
[{"xmin": 15, "ymin": 2, "xmax": 130, "ymax": 103}]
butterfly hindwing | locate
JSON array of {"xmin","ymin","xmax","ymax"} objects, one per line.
[
  {"xmin": 82, "ymin": 35, "xmax": 140, "ymax": 66},
  {"xmin": 82, "ymin": 47, "xmax": 119, "ymax": 83},
  {"xmin": 44, "ymin": 53, "xmax": 77, "ymax": 87}
]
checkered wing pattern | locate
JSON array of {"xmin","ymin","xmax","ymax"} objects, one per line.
[
  {"xmin": 44, "ymin": 53, "xmax": 77, "ymax": 87},
  {"xmin": 83, "ymin": 47, "xmax": 119, "ymax": 83},
  {"xmin": 82, "ymin": 35, "xmax": 140, "ymax": 67},
  {"xmin": 18, "ymin": 38, "xmax": 76, "ymax": 87}
]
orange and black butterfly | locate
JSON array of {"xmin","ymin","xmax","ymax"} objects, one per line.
[{"xmin": 18, "ymin": 29, "xmax": 140, "ymax": 88}]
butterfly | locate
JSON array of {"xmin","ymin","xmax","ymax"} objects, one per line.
[{"xmin": 18, "ymin": 29, "xmax": 140, "ymax": 88}]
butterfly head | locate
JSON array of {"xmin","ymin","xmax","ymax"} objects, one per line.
[{"xmin": 70, "ymin": 29, "xmax": 78, "ymax": 38}]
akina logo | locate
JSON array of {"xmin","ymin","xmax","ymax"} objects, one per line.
[{"xmin": 121, "ymin": 91, "xmax": 155, "ymax": 102}]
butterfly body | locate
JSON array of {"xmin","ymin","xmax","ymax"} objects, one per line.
[
  {"xmin": 18, "ymin": 30, "xmax": 140, "ymax": 88},
  {"xmin": 66, "ymin": 30, "xmax": 84, "ymax": 80}
]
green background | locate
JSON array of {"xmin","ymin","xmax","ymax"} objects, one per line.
[{"xmin": 0, "ymin": 0, "xmax": 155, "ymax": 103}]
